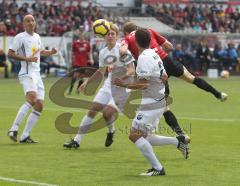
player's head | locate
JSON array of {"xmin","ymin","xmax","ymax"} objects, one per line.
[
  {"xmin": 123, "ymin": 22, "xmax": 137, "ymax": 36},
  {"xmin": 135, "ymin": 28, "xmax": 151, "ymax": 49},
  {"xmin": 105, "ymin": 22, "xmax": 119, "ymax": 46},
  {"xmin": 23, "ymin": 14, "xmax": 36, "ymax": 34},
  {"xmin": 79, "ymin": 31, "xmax": 86, "ymax": 41}
]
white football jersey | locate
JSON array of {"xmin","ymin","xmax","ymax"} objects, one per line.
[
  {"xmin": 9, "ymin": 31, "xmax": 43, "ymax": 76},
  {"xmin": 98, "ymin": 42, "xmax": 135, "ymax": 84},
  {"xmin": 136, "ymin": 48, "xmax": 167, "ymax": 106}
]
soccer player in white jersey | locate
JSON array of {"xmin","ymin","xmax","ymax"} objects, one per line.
[
  {"xmin": 7, "ymin": 14, "xmax": 57, "ymax": 143},
  {"xmin": 113, "ymin": 28, "xmax": 189, "ymax": 176},
  {"xmin": 63, "ymin": 23, "xmax": 135, "ymax": 148}
]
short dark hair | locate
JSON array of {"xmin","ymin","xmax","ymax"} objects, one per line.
[
  {"xmin": 123, "ymin": 22, "xmax": 137, "ymax": 34},
  {"xmin": 135, "ymin": 28, "xmax": 151, "ymax": 49}
]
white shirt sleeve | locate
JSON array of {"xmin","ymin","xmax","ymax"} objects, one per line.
[
  {"xmin": 121, "ymin": 50, "xmax": 135, "ymax": 65},
  {"xmin": 98, "ymin": 50, "xmax": 104, "ymax": 67},
  {"xmin": 136, "ymin": 56, "xmax": 152, "ymax": 80},
  {"xmin": 9, "ymin": 34, "xmax": 22, "ymax": 52}
]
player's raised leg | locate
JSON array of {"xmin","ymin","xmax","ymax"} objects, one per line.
[{"xmin": 181, "ymin": 66, "xmax": 228, "ymax": 101}]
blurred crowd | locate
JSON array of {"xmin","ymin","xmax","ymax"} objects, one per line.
[
  {"xmin": 0, "ymin": 0, "xmax": 127, "ymax": 36},
  {"xmin": 146, "ymin": 2, "xmax": 240, "ymax": 33},
  {"xmin": 170, "ymin": 41, "xmax": 240, "ymax": 75},
  {"xmin": 1, "ymin": 0, "xmax": 240, "ymax": 78}
]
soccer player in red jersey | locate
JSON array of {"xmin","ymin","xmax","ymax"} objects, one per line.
[
  {"xmin": 68, "ymin": 31, "xmax": 93, "ymax": 95},
  {"xmin": 120, "ymin": 22, "xmax": 227, "ymax": 138}
]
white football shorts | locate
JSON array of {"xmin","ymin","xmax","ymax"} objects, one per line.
[{"xmin": 19, "ymin": 72, "xmax": 45, "ymax": 100}]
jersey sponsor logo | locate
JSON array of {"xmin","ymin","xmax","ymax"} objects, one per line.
[
  {"xmin": 104, "ymin": 55, "xmax": 117, "ymax": 65},
  {"xmin": 137, "ymin": 113, "xmax": 143, "ymax": 120},
  {"xmin": 120, "ymin": 53, "xmax": 134, "ymax": 64}
]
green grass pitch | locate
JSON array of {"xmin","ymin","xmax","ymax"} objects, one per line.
[{"xmin": 0, "ymin": 77, "xmax": 240, "ymax": 186}]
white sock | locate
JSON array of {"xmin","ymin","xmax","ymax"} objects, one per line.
[
  {"xmin": 74, "ymin": 115, "xmax": 94, "ymax": 143},
  {"xmin": 106, "ymin": 115, "xmax": 115, "ymax": 133},
  {"xmin": 10, "ymin": 102, "xmax": 32, "ymax": 131},
  {"xmin": 135, "ymin": 137, "xmax": 163, "ymax": 170},
  {"xmin": 20, "ymin": 109, "xmax": 41, "ymax": 141},
  {"xmin": 146, "ymin": 135, "xmax": 178, "ymax": 147},
  {"xmin": 107, "ymin": 123, "xmax": 115, "ymax": 133}
]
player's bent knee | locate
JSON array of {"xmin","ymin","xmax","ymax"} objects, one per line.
[
  {"xmin": 129, "ymin": 132, "xmax": 142, "ymax": 143},
  {"xmin": 181, "ymin": 67, "xmax": 195, "ymax": 83},
  {"xmin": 87, "ymin": 110, "xmax": 97, "ymax": 118},
  {"xmin": 34, "ymin": 100, "xmax": 44, "ymax": 112},
  {"xmin": 26, "ymin": 92, "xmax": 37, "ymax": 106},
  {"xmin": 103, "ymin": 109, "xmax": 116, "ymax": 121}
]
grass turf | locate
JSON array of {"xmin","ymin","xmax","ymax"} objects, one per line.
[{"xmin": 0, "ymin": 77, "xmax": 239, "ymax": 186}]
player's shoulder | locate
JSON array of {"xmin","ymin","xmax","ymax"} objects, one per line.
[
  {"xmin": 139, "ymin": 49, "xmax": 157, "ymax": 61},
  {"xmin": 114, "ymin": 42, "xmax": 121, "ymax": 49},
  {"xmin": 14, "ymin": 32, "xmax": 25, "ymax": 39},
  {"xmin": 141, "ymin": 48, "xmax": 155, "ymax": 57},
  {"xmin": 99, "ymin": 46, "xmax": 108, "ymax": 55},
  {"xmin": 148, "ymin": 28, "xmax": 156, "ymax": 33},
  {"xmin": 34, "ymin": 32, "xmax": 40, "ymax": 37}
]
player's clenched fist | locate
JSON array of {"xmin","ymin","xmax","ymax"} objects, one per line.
[{"xmin": 26, "ymin": 56, "xmax": 38, "ymax": 63}]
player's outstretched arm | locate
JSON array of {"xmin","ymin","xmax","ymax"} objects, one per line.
[
  {"xmin": 112, "ymin": 76, "xmax": 148, "ymax": 90},
  {"xmin": 79, "ymin": 67, "xmax": 106, "ymax": 93},
  {"xmin": 8, "ymin": 49, "xmax": 38, "ymax": 63},
  {"xmin": 40, "ymin": 48, "xmax": 57, "ymax": 56},
  {"xmin": 162, "ymin": 40, "xmax": 173, "ymax": 52},
  {"xmin": 119, "ymin": 43, "xmax": 129, "ymax": 57}
]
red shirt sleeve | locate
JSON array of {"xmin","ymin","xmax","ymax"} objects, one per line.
[
  {"xmin": 121, "ymin": 36, "xmax": 129, "ymax": 46},
  {"xmin": 150, "ymin": 29, "xmax": 166, "ymax": 46}
]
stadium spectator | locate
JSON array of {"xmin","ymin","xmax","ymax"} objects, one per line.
[
  {"xmin": 172, "ymin": 44, "xmax": 185, "ymax": 64},
  {"xmin": 40, "ymin": 46, "xmax": 67, "ymax": 77},
  {"xmin": 9, "ymin": 57, "xmax": 21, "ymax": 76},
  {"xmin": 0, "ymin": 1, "xmax": 106, "ymax": 36},
  {"xmin": 196, "ymin": 42, "xmax": 212, "ymax": 72},
  {"xmin": 36, "ymin": 19, "xmax": 47, "ymax": 36},
  {"xmin": 91, "ymin": 44, "xmax": 99, "ymax": 68},
  {"xmin": 146, "ymin": 2, "xmax": 240, "ymax": 33},
  {"xmin": 225, "ymin": 42, "xmax": 238, "ymax": 70},
  {"xmin": 213, "ymin": 43, "xmax": 227, "ymax": 70},
  {"xmin": 0, "ymin": 48, "xmax": 9, "ymax": 78}
]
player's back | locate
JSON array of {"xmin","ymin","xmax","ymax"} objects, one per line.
[
  {"xmin": 136, "ymin": 48, "xmax": 166, "ymax": 107},
  {"xmin": 122, "ymin": 29, "xmax": 168, "ymax": 60}
]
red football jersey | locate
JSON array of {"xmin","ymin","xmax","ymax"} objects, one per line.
[
  {"xmin": 121, "ymin": 29, "xmax": 168, "ymax": 60},
  {"xmin": 72, "ymin": 40, "xmax": 90, "ymax": 67}
]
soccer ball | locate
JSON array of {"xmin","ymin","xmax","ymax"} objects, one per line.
[
  {"xmin": 220, "ymin": 70, "xmax": 230, "ymax": 79},
  {"xmin": 92, "ymin": 19, "xmax": 110, "ymax": 37}
]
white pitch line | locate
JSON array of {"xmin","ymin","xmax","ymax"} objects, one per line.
[
  {"xmin": 1, "ymin": 105, "xmax": 239, "ymax": 123},
  {"xmin": 178, "ymin": 116, "xmax": 240, "ymax": 123},
  {"xmin": 0, "ymin": 105, "xmax": 82, "ymax": 112},
  {"xmin": 0, "ymin": 176, "xmax": 59, "ymax": 186}
]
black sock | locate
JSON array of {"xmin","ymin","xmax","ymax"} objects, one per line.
[
  {"xmin": 69, "ymin": 78, "xmax": 77, "ymax": 94},
  {"xmin": 163, "ymin": 110, "xmax": 184, "ymax": 135},
  {"xmin": 193, "ymin": 77, "xmax": 221, "ymax": 98}
]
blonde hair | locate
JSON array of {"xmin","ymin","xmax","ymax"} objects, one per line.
[{"xmin": 109, "ymin": 22, "xmax": 119, "ymax": 35}]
